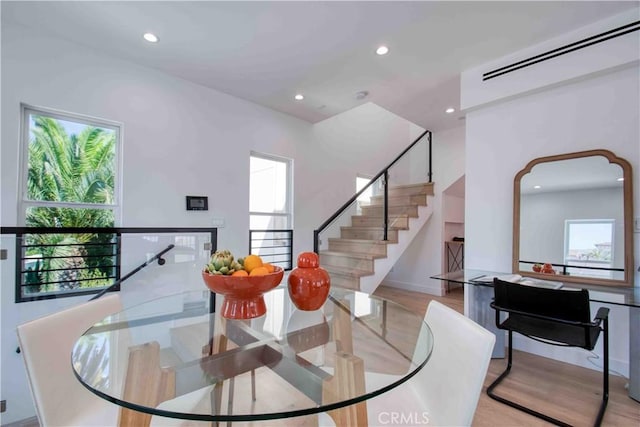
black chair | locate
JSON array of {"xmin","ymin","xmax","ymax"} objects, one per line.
[{"xmin": 487, "ymin": 279, "xmax": 609, "ymax": 427}]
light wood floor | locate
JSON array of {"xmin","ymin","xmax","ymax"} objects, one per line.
[{"xmin": 373, "ymin": 285, "xmax": 640, "ymax": 427}]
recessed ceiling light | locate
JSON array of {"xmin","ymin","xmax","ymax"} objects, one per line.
[
  {"xmin": 534, "ymin": 185, "xmax": 541, "ymax": 189},
  {"xmin": 376, "ymin": 45, "xmax": 389, "ymax": 55},
  {"xmin": 445, "ymin": 107, "xmax": 455, "ymax": 114},
  {"xmin": 294, "ymin": 94, "xmax": 304, "ymax": 101},
  {"xmin": 617, "ymin": 177, "xmax": 624, "ymax": 182},
  {"xmin": 143, "ymin": 33, "xmax": 159, "ymax": 43}
]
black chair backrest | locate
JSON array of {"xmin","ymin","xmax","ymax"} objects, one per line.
[{"xmin": 493, "ymin": 279, "xmax": 591, "ymax": 323}]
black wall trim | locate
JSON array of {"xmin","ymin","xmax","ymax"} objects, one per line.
[{"xmin": 483, "ymin": 21, "xmax": 640, "ymax": 81}]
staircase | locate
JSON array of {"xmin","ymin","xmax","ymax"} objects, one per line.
[{"xmin": 320, "ymin": 182, "xmax": 434, "ymax": 294}]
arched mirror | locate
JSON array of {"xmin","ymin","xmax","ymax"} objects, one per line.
[{"xmin": 513, "ymin": 149, "xmax": 633, "ymax": 287}]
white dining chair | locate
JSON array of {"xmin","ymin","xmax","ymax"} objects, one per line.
[
  {"xmin": 320, "ymin": 300, "xmax": 496, "ymax": 427},
  {"xmin": 16, "ymin": 294, "xmax": 122, "ymax": 427}
]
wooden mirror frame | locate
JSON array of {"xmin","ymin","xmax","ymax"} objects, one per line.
[{"xmin": 513, "ymin": 149, "xmax": 634, "ymax": 287}]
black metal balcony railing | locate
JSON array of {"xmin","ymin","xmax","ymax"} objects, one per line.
[
  {"xmin": 249, "ymin": 229, "xmax": 293, "ymax": 270},
  {"xmin": 519, "ymin": 259, "xmax": 624, "ymax": 276},
  {"xmin": 1, "ymin": 227, "xmax": 217, "ymax": 303}
]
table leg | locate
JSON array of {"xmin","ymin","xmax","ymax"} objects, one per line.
[
  {"xmin": 333, "ymin": 298, "xmax": 354, "ymax": 354},
  {"xmin": 204, "ymin": 317, "xmax": 228, "ymax": 427},
  {"xmin": 322, "ymin": 351, "xmax": 368, "ymax": 427},
  {"xmin": 629, "ymin": 304, "xmax": 639, "ymax": 402},
  {"xmin": 466, "ymin": 284, "xmax": 504, "ymax": 358},
  {"xmin": 118, "ymin": 341, "xmax": 176, "ymax": 427}
]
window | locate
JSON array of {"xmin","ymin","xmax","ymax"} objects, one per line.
[
  {"xmin": 356, "ymin": 174, "xmax": 373, "ymax": 213},
  {"xmin": 249, "ymin": 152, "xmax": 292, "ymax": 230},
  {"xmin": 564, "ymin": 219, "xmax": 614, "ymax": 278},
  {"xmin": 249, "ymin": 152, "xmax": 293, "ymax": 268},
  {"xmin": 17, "ymin": 105, "xmax": 122, "ymax": 300}
]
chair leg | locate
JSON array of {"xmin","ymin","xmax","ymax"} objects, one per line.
[
  {"xmin": 594, "ymin": 319, "xmax": 609, "ymax": 427},
  {"xmin": 251, "ymin": 369, "xmax": 256, "ymax": 402},
  {"xmin": 486, "ymin": 331, "xmax": 513, "ymax": 397},
  {"xmin": 487, "ymin": 331, "xmax": 574, "ymax": 427}
]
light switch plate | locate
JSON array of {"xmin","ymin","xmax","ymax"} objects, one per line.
[
  {"xmin": 0, "ymin": 249, "xmax": 7, "ymax": 260},
  {"xmin": 635, "ymin": 217, "xmax": 640, "ymax": 232},
  {"xmin": 212, "ymin": 218, "xmax": 225, "ymax": 228}
]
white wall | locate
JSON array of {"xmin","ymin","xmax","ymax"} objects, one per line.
[
  {"xmin": 383, "ymin": 125, "xmax": 465, "ymax": 294},
  {"xmin": 464, "ymin": 65, "xmax": 639, "ymax": 281},
  {"xmin": 464, "ymin": 57, "xmax": 639, "ymax": 375},
  {"xmin": 0, "ymin": 22, "xmax": 313, "ymax": 254},
  {"xmin": 0, "ymin": 21, "xmax": 310, "ymax": 424},
  {"xmin": 520, "ymin": 187, "xmax": 625, "ymax": 272},
  {"xmin": 0, "ymin": 23, "xmax": 422, "ymax": 423},
  {"xmin": 461, "ymin": 9, "xmax": 640, "ymax": 111}
]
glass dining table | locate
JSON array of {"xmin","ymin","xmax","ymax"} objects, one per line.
[{"xmin": 72, "ymin": 286, "xmax": 433, "ymax": 426}]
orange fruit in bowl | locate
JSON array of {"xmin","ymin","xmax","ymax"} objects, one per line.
[
  {"xmin": 243, "ymin": 255, "xmax": 263, "ymax": 273},
  {"xmin": 263, "ymin": 263, "xmax": 275, "ymax": 273},
  {"xmin": 231, "ymin": 270, "xmax": 248, "ymax": 277},
  {"xmin": 249, "ymin": 266, "xmax": 269, "ymax": 276}
]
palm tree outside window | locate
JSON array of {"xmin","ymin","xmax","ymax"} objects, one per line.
[{"xmin": 18, "ymin": 105, "xmax": 122, "ymax": 300}]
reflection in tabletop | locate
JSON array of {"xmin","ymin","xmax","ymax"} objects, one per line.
[{"xmin": 72, "ymin": 287, "xmax": 433, "ymax": 424}]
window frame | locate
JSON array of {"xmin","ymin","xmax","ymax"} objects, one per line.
[
  {"xmin": 18, "ymin": 104, "xmax": 123, "ymax": 226},
  {"xmin": 249, "ymin": 151, "xmax": 293, "ymax": 230},
  {"xmin": 563, "ymin": 219, "xmax": 615, "ymax": 277}
]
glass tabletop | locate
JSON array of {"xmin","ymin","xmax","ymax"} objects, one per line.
[
  {"xmin": 72, "ymin": 286, "xmax": 433, "ymax": 422},
  {"xmin": 431, "ymin": 269, "xmax": 640, "ymax": 308}
]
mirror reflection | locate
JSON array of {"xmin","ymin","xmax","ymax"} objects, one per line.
[{"xmin": 514, "ymin": 150, "xmax": 633, "ymax": 287}]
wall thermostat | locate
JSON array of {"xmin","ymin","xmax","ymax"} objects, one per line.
[{"xmin": 186, "ymin": 196, "xmax": 208, "ymax": 211}]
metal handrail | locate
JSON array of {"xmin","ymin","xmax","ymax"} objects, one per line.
[
  {"xmin": 313, "ymin": 130, "xmax": 432, "ymax": 253},
  {"xmin": 90, "ymin": 244, "xmax": 175, "ymax": 301}
]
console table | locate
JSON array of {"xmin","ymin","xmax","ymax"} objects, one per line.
[{"xmin": 431, "ymin": 269, "xmax": 640, "ymax": 403}]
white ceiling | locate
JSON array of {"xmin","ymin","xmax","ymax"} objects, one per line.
[
  {"xmin": 2, "ymin": 1, "xmax": 637, "ymax": 131},
  {"xmin": 521, "ymin": 156, "xmax": 625, "ymax": 194}
]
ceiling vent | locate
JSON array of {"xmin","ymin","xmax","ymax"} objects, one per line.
[{"xmin": 483, "ymin": 20, "xmax": 639, "ymax": 82}]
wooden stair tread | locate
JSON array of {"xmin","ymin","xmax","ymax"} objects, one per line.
[
  {"xmin": 320, "ymin": 250, "xmax": 386, "ymax": 260},
  {"xmin": 388, "ymin": 182, "xmax": 434, "ymax": 192},
  {"xmin": 362, "ymin": 201, "xmax": 423, "ymax": 207},
  {"xmin": 323, "ymin": 265, "xmax": 373, "ymax": 278},
  {"xmin": 341, "ymin": 226, "xmax": 404, "ymax": 230},
  {"xmin": 327, "ymin": 238, "xmax": 390, "ymax": 245},
  {"xmin": 319, "ymin": 181, "xmax": 433, "ymax": 293},
  {"xmin": 352, "ymin": 213, "xmax": 409, "ymax": 219},
  {"xmin": 368, "ymin": 194, "xmax": 427, "ymax": 204}
]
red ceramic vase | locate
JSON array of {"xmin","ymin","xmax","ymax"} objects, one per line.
[{"xmin": 288, "ymin": 252, "xmax": 331, "ymax": 311}]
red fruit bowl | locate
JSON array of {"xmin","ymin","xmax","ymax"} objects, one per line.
[{"xmin": 202, "ymin": 267, "xmax": 284, "ymax": 319}]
